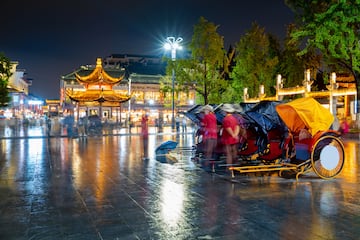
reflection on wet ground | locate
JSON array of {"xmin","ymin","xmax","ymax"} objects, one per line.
[{"xmin": 0, "ymin": 127, "xmax": 359, "ymax": 239}]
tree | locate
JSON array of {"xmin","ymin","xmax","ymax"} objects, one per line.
[
  {"xmin": 230, "ymin": 22, "xmax": 279, "ymax": 101},
  {"xmin": 162, "ymin": 17, "xmax": 230, "ymax": 105},
  {"xmin": 190, "ymin": 17, "xmax": 230, "ymax": 105},
  {"xmin": 288, "ymin": 0, "xmax": 360, "ymax": 123},
  {"xmin": 0, "ymin": 53, "xmax": 12, "ymax": 107},
  {"xmin": 279, "ymin": 24, "xmax": 322, "ymax": 89}
]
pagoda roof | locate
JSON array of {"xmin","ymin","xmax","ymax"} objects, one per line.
[
  {"xmin": 75, "ymin": 58, "xmax": 125, "ymax": 85},
  {"xmin": 62, "ymin": 58, "xmax": 126, "ymax": 84},
  {"xmin": 66, "ymin": 89, "xmax": 131, "ymax": 104}
]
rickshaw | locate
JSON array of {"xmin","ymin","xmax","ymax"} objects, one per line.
[
  {"xmin": 189, "ymin": 98, "xmax": 345, "ymax": 180},
  {"xmin": 229, "ymin": 97, "xmax": 345, "ymax": 180},
  {"xmin": 190, "ymin": 101, "xmax": 290, "ymax": 170}
]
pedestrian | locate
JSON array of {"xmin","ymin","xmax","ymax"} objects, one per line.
[
  {"xmin": 200, "ymin": 105, "xmax": 218, "ymax": 161},
  {"xmin": 65, "ymin": 113, "xmax": 75, "ymax": 138},
  {"xmin": 182, "ymin": 117, "xmax": 187, "ymax": 133},
  {"xmin": 78, "ymin": 116, "xmax": 87, "ymax": 137},
  {"xmin": 175, "ymin": 115, "xmax": 180, "ymax": 131},
  {"xmin": 221, "ymin": 104, "xmax": 240, "ymax": 166},
  {"xmin": 51, "ymin": 116, "xmax": 60, "ymax": 136},
  {"xmin": 45, "ymin": 114, "xmax": 51, "ymax": 137},
  {"xmin": 141, "ymin": 113, "xmax": 149, "ymax": 160},
  {"xmin": 339, "ymin": 117, "xmax": 349, "ymax": 135}
]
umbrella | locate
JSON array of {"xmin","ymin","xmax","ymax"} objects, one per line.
[{"xmin": 155, "ymin": 140, "xmax": 178, "ymax": 163}]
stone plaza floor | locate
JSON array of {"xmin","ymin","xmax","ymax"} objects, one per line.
[{"xmin": 0, "ymin": 126, "xmax": 359, "ymax": 239}]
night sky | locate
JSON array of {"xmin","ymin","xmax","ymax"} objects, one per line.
[{"xmin": 1, "ymin": 0, "xmax": 294, "ymax": 100}]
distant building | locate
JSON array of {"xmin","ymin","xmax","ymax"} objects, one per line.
[{"xmin": 4, "ymin": 62, "xmax": 43, "ymax": 118}]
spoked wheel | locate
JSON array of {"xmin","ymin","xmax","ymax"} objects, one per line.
[{"xmin": 311, "ymin": 135, "xmax": 345, "ymax": 179}]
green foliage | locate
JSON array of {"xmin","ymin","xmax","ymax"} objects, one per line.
[
  {"xmin": 289, "ymin": 0, "xmax": 360, "ymax": 109},
  {"xmin": 161, "ymin": 17, "xmax": 230, "ymax": 105},
  {"xmin": 188, "ymin": 17, "xmax": 229, "ymax": 104},
  {"xmin": 230, "ymin": 23, "xmax": 279, "ymax": 99},
  {"xmin": 279, "ymin": 24, "xmax": 322, "ymax": 88},
  {"xmin": 0, "ymin": 53, "xmax": 12, "ymax": 107}
]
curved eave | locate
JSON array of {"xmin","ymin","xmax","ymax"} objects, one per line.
[
  {"xmin": 101, "ymin": 70, "xmax": 125, "ymax": 84},
  {"xmin": 66, "ymin": 89, "xmax": 130, "ymax": 103},
  {"xmin": 75, "ymin": 67, "xmax": 125, "ymax": 85}
]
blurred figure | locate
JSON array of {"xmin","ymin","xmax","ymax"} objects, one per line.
[
  {"xmin": 22, "ymin": 117, "xmax": 29, "ymax": 137},
  {"xmin": 182, "ymin": 117, "xmax": 187, "ymax": 133},
  {"xmin": 339, "ymin": 117, "xmax": 349, "ymax": 135},
  {"xmin": 87, "ymin": 115, "xmax": 102, "ymax": 136},
  {"xmin": 129, "ymin": 117, "xmax": 134, "ymax": 133},
  {"xmin": 0, "ymin": 112, "xmax": 5, "ymax": 136},
  {"xmin": 51, "ymin": 116, "xmax": 60, "ymax": 136},
  {"xmin": 175, "ymin": 115, "xmax": 181, "ymax": 131},
  {"xmin": 78, "ymin": 116, "xmax": 88, "ymax": 137},
  {"xmin": 200, "ymin": 105, "xmax": 218, "ymax": 161},
  {"xmin": 64, "ymin": 112, "xmax": 75, "ymax": 138},
  {"xmin": 141, "ymin": 113, "xmax": 149, "ymax": 160},
  {"xmin": 221, "ymin": 104, "xmax": 239, "ymax": 166},
  {"xmin": 45, "ymin": 114, "xmax": 51, "ymax": 137}
]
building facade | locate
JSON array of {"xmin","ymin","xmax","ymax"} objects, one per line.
[
  {"xmin": 60, "ymin": 54, "xmax": 196, "ymax": 126},
  {"xmin": 1, "ymin": 62, "xmax": 43, "ymax": 119}
]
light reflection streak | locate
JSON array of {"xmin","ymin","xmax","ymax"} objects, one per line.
[
  {"xmin": 72, "ymin": 140, "xmax": 82, "ymax": 188},
  {"xmin": 160, "ymin": 178, "xmax": 185, "ymax": 227},
  {"xmin": 27, "ymin": 127, "xmax": 43, "ymax": 137},
  {"xmin": 339, "ymin": 142, "xmax": 358, "ymax": 183}
]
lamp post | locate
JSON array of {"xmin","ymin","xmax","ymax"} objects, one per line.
[
  {"xmin": 164, "ymin": 36, "xmax": 183, "ymax": 129},
  {"xmin": 128, "ymin": 77, "xmax": 132, "ymax": 127}
]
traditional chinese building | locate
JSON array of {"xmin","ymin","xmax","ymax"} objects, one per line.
[
  {"xmin": 61, "ymin": 54, "xmax": 196, "ymax": 126},
  {"xmin": 61, "ymin": 58, "xmax": 131, "ymax": 121}
]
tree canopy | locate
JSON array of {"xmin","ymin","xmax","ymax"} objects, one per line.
[
  {"xmin": 162, "ymin": 17, "xmax": 230, "ymax": 105},
  {"xmin": 278, "ymin": 24, "xmax": 322, "ymax": 89},
  {"xmin": 230, "ymin": 23, "xmax": 279, "ymax": 100},
  {"xmin": 288, "ymin": 0, "xmax": 360, "ymax": 113},
  {"xmin": 0, "ymin": 53, "xmax": 11, "ymax": 107}
]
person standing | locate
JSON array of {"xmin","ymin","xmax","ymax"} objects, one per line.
[
  {"xmin": 65, "ymin": 112, "xmax": 75, "ymax": 138},
  {"xmin": 141, "ymin": 113, "xmax": 149, "ymax": 160},
  {"xmin": 78, "ymin": 116, "xmax": 87, "ymax": 137},
  {"xmin": 221, "ymin": 104, "xmax": 240, "ymax": 166},
  {"xmin": 175, "ymin": 115, "xmax": 181, "ymax": 132},
  {"xmin": 45, "ymin": 114, "xmax": 52, "ymax": 137},
  {"xmin": 200, "ymin": 105, "xmax": 218, "ymax": 161},
  {"xmin": 182, "ymin": 117, "xmax": 187, "ymax": 133}
]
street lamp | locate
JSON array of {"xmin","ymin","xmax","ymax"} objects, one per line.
[
  {"xmin": 128, "ymin": 77, "xmax": 132, "ymax": 127},
  {"xmin": 164, "ymin": 36, "xmax": 183, "ymax": 129}
]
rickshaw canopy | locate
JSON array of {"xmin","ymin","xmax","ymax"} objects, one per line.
[{"xmin": 276, "ymin": 97, "xmax": 334, "ymax": 136}]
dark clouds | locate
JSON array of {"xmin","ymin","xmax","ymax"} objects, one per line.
[{"xmin": 1, "ymin": 0, "xmax": 293, "ymax": 99}]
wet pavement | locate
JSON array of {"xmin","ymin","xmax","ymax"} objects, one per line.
[{"xmin": 0, "ymin": 125, "xmax": 359, "ymax": 240}]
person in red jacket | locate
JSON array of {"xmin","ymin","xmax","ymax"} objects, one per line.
[
  {"xmin": 221, "ymin": 104, "xmax": 240, "ymax": 166},
  {"xmin": 200, "ymin": 105, "xmax": 218, "ymax": 161}
]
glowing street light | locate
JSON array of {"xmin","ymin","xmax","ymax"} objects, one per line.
[{"xmin": 164, "ymin": 36, "xmax": 183, "ymax": 129}]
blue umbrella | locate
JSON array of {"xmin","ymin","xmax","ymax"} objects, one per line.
[{"xmin": 155, "ymin": 140, "xmax": 178, "ymax": 155}]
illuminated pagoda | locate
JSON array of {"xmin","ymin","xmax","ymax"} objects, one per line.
[{"xmin": 63, "ymin": 58, "xmax": 131, "ymax": 119}]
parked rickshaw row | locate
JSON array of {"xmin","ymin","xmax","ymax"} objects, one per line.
[{"xmin": 184, "ymin": 97, "xmax": 345, "ymax": 180}]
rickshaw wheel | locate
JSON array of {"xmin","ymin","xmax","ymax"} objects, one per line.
[{"xmin": 310, "ymin": 135, "xmax": 345, "ymax": 179}]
